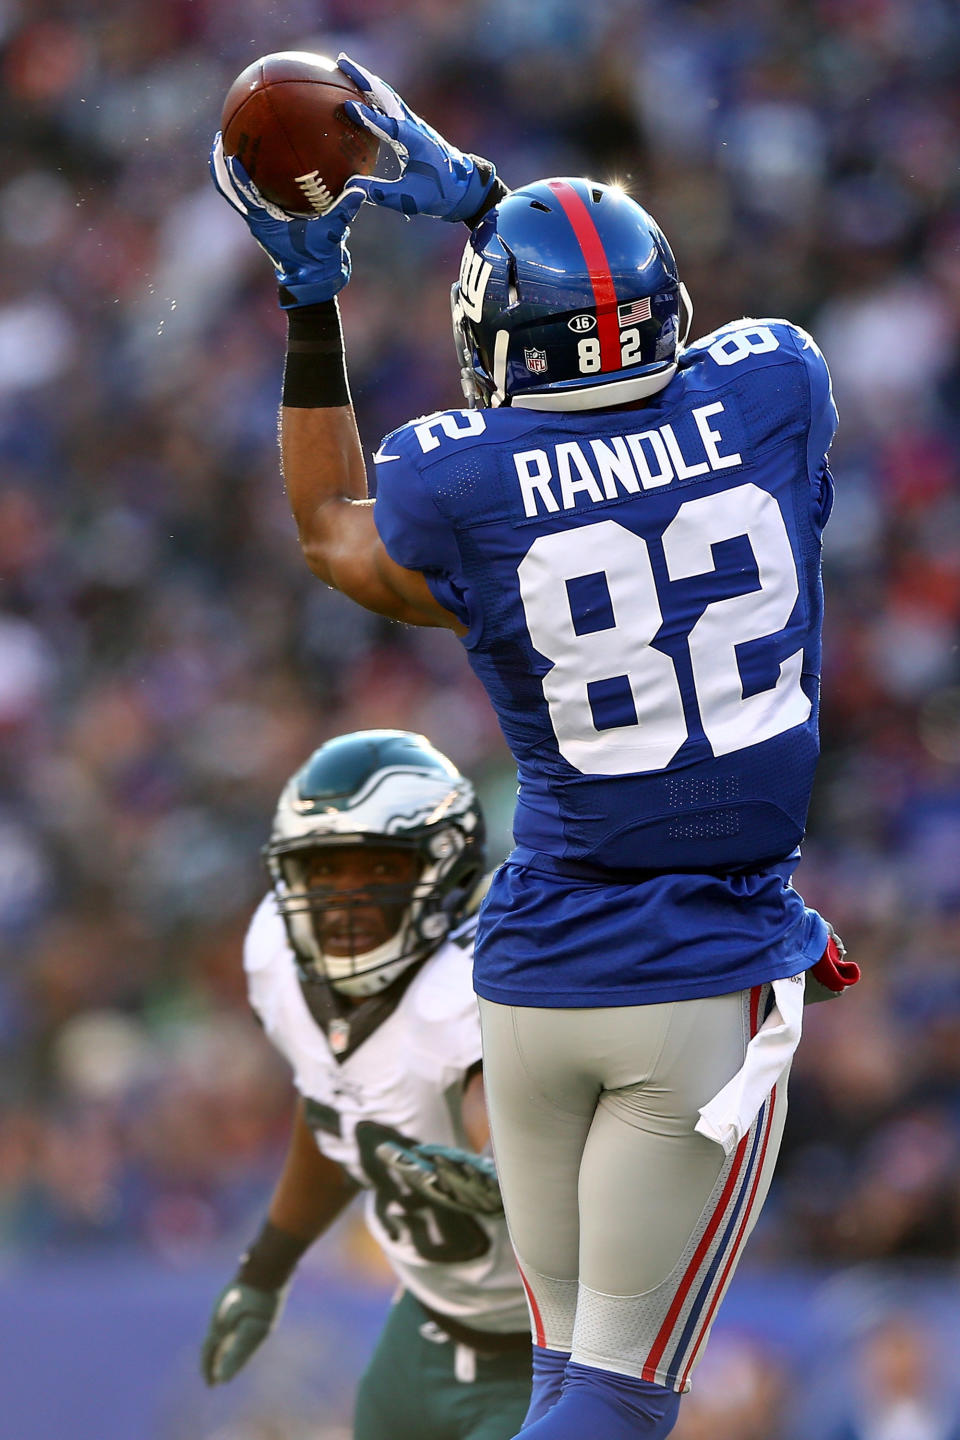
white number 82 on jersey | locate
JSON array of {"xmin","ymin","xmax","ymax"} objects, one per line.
[{"xmin": 517, "ymin": 482, "xmax": 811, "ymax": 776}]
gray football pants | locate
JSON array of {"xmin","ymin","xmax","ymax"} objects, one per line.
[{"xmin": 478, "ymin": 986, "xmax": 788, "ymax": 1393}]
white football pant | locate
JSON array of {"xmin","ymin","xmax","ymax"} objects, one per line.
[{"xmin": 478, "ymin": 985, "xmax": 789, "ymax": 1392}]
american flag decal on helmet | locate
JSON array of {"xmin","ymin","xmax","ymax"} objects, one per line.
[{"xmin": 618, "ymin": 297, "xmax": 652, "ymax": 325}]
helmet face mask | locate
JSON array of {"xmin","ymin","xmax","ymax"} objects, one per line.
[
  {"xmin": 265, "ymin": 732, "xmax": 485, "ymax": 998},
  {"xmin": 451, "ymin": 177, "xmax": 692, "ymax": 411}
]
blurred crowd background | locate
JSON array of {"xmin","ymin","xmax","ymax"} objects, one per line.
[{"xmin": 2, "ymin": 0, "xmax": 960, "ymax": 1435}]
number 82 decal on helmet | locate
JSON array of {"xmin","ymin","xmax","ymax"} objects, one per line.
[{"xmin": 451, "ymin": 177, "xmax": 692, "ymax": 411}]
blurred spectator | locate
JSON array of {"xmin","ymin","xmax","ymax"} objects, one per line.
[
  {"xmin": 823, "ymin": 1313, "xmax": 960, "ymax": 1440},
  {"xmin": 670, "ymin": 1332, "xmax": 790, "ymax": 1440}
]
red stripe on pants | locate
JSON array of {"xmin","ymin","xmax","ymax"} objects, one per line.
[
  {"xmin": 517, "ymin": 1262, "xmax": 546, "ymax": 1348},
  {"xmin": 641, "ymin": 985, "xmax": 765, "ymax": 1381},
  {"xmin": 679, "ymin": 1082, "xmax": 779, "ymax": 1389}
]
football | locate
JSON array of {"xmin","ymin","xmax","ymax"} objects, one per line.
[{"xmin": 220, "ymin": 51, "xmax": 380, "ymax": 216}]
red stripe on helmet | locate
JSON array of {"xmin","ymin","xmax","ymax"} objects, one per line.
[{"xmin": 546, "ymin": 180, "xmax": 621, "ymax": 371}]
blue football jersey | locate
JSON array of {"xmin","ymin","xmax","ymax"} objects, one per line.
[{"xmin": 373, "ymin": 319, "xmax": 837, "ymax": 1005}]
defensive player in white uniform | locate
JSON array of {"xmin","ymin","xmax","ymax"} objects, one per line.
[
  {"xmin": 200, "ymin": 730, "xmax": 532, "ymax": 1440},
  {"xmin": 209, "ymin": 59, "xmax": 860, "ymax": 1440}
]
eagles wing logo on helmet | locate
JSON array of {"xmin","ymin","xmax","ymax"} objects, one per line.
[{"xmin": 265, "ymin": 730, "xmax": 485, "ymax": 998}]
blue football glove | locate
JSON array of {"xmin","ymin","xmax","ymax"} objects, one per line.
[
  {"xmin": 336, "ymin": 54, "xmax": 500, "ymax": 222},
  {"xmin": 375, "ymin": 1139, "xmax": 503, "ymax": 1215},
  {"xmin": 209, "ymin": 133, "xmax": 366, "ymax": 307},
  {"xmin": 200, "ymin": 1279, "xmax": 286, "ymax": 1385}
]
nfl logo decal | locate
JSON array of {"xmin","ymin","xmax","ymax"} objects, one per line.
[
  {"xmin": 524, "ymin": 347, "xmax": 548, "ymax": 374},
  {"xmin": 328, "ymin": 1017, "xmax": 351, "ymax": 1055}
]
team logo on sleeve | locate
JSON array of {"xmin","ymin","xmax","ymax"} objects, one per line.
[{"xmin": 524, "ymin": 347, "xmax": 548, "ymax": 373}]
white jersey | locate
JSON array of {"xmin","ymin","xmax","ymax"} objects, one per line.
[{"xmin": 243, "ymin": 895, "xmax": 528, "ymax": 1335}]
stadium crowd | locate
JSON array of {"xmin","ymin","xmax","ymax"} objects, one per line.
[{"xmin": 2, "ymin": 0, "xmax": 960, "ymax": 1431}]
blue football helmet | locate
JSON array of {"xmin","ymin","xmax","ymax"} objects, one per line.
[{"xmin": 452, "ymin": 177, "xmax": 692, "ymax": 411}]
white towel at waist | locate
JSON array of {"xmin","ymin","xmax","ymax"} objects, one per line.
[{"xmin": 695, "ymin": 974, "xmax": 805, "ymax": 1157}]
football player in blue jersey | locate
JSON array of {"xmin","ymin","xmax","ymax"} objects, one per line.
[{"xmin": 210, "ymin": 57, "xmax": 858, "ymax": 1440}]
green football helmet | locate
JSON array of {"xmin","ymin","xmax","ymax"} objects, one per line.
[{"xmin": 265, "ymin": 730, "xmax": 485, "ymax": 997}]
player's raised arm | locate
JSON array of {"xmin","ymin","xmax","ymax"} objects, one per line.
[
  {"xmin": 209, "ymin": 53, "xmax": 509, "ymax": 629},
  {"xmin": 278, "ymin": 55, "xmax": 510, "ymax": 627},
  {"xmin": 279, "ymin": 390, "xmax": 461, "ymax": 630},
  {"xmin": 208, "ymin": 135, "xmax": 461, "ymax": 629}
]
